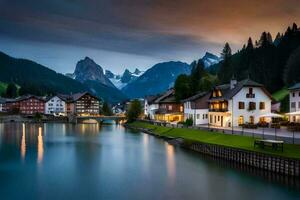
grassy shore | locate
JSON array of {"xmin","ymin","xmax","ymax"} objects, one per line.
[{"xmin": 128, "ymin": 121, "xmax": 300, "ymax": 159}]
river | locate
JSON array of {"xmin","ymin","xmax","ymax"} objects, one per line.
[{"xmin": 0, "ymin": 123, "xmax": 299, "ymax": 200}]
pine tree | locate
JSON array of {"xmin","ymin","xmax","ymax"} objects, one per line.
[
  {"xmin": 246, "ymin": 37, "xmax": 254, "ymax": 50},
  {"xmin": 5, "ymin": 83, "xmax": 18, "ymax": 98},
  {"xmin": 218, "ymin": 43, "xmax": 232, "ymax": 83},
  {"xmin": 292, "ymin": 23, "xmax": 298, "ymax": 32},
  {"xmin": 221, "ymin": 42, "xmax": 232, "ymax": 59},
  {"xmin": 259, "ymin": 32, "xmax": 272, "ymax": 47},
  {"xmin": 102, "ymin": 101, "xmax": 112, "ymax": 116}
]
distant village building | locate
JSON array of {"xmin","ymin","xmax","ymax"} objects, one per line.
[
  {"xmin": 67, "ymin": 92, "xmax": 100, "ymax": 116},
  {"xmin": 153, "ymin": 89, "xmax": 184, "ymax": 122},
  {"xmin": 208, "ymin": 79, "xmax": 272, "ymax": 127},
  {"xmin": 182, "ymin": 92, "xmax": 210, "ymax": 125},
  {"xmin": 45, "ymin": 96, "xmax": 66, "ymax": 116},
  {"xmin": 0, "ymin": 98, "xmax": 5, "ymax": 112},
  {"xmin": 288, "ymin": 83, "xmax": 300, "ymax": 122},
  {"xmin": 3, "ymin": 95, "xmax": 46, "ymax": 115}
]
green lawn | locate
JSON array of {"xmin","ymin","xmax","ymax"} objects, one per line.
[
  {"xmin": 272, "ymin": 87, "xmax": 289, "ymax": 101},
  {"xmin": 129, "ymin": 121, "xmax": 300, "ymax": 159}
]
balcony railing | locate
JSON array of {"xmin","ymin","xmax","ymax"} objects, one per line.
[
  {"xmin": 209, "ymin": 108, "xmax": 228, "ymax": 112},
  {"xmin": 246, "ymin": 93, "xmax": 255, "ymax": 98}
]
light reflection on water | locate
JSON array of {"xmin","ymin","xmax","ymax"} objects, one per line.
[
  {"xmin": 0, "ymin": 123, "xmax": 299, "ymax": 200},
  {"xmin": 37, "ymin": 127, "xmax": 43, "ymax": 164},
  {"xmin": 165, "ymin": 143, "xmax": 176, "ymax": 183}
]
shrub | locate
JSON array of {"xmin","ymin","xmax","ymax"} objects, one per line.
[{"xmin": 185, "ymin": 118, "xmax": 193, "ymax": 126}]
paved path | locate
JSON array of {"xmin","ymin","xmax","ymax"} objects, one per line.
[{"xmin": 197, "ymin": 124, "xmax": 300, "ymax": 144}]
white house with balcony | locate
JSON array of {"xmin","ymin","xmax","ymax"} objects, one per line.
[
  {"xmin": 144, "ymin": 95, "xmax": 159, "ymax": 120},
  {"xmin": 287, "ymin": 83, "xmax": 300, "ymax": 122},
  {"xmin": 208, "ymin": 78, "xmax": 273, "ymax": 127},
  {"xmin": 45, "ymin": 96, "xmax": 66, "ymax": 116},
  {"xmin": 182, "ymin": 92, "xmax": 210, "ymax": 125}
]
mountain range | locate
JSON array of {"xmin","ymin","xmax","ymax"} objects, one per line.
[
  {"xmin": 0, "ymin": 50, "xmax": 220, "ymax": 103},
  {"xmin": 105, "ymin": 68, "xmax": 144, "ymax": 89},
  {"xmin": 121, "ymin": 61, "xmax": 191, "ymax": 98}
]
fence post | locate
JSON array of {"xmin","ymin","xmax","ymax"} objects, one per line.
[{"xmin": 293, "ymin": 130, "xmax": 295, "ymax": 144}]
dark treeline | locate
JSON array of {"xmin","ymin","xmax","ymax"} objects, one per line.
[
  {"xmin": 215, "ymin": 22, "xmax": 300, "ymax": 93},
  {"xmin": 175, "ymin": 23, "xmax": 300, "ymax": 101},
  {"xmin": 174, "ymin": 60, "xmax": 217, "ymax": 101}
]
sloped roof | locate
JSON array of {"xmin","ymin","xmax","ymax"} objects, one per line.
[
  {"xmin": 288, "ymin": 83, "xmax": 300, "ymax": 90},
  {"xmin": 182, "ymin": 92, "xmax": 208, "ymax": 102},
  {"xmin": 154, "ymin": 89, "xmax": 176, "ymax": 103},
  {"xmin": 210, "ymin": 79, "xmax": 272, "ymax": 101},
  {"xmin": 15, "ymin": 95, "xmax": 46, "ymax": 102},
  {"xmin": 145, "ymin": 95, "xmax": 160, "ymax": 104}
]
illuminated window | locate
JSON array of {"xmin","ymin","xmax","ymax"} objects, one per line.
[{"xmin": 238, "ymin": 116, "xmax": 244, "ymax": 125}]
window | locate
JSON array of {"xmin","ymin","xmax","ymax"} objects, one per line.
[
  {"xmin": 299, "ymin": 102, "xmax": 300, "ymax": 109},
  {"xmin": 248, "ymin": 102, "xmax": 256, "ymax": 110},
  {"xmin": 218, "ymin": 116, "xmax": 220, "ymax": 121},
  {"xmin": 249, "ymin": 88, "xmax": 253, "ymax": 94},
  {"xmin": 293, "ymin": 92, "xmax": 295, "ymax": 97},
  {"xmin": 259, "ymin": 102, "xmax": 265, "ymax": 110},
  {"xmin": 249, "ymin": 116, "xmax": 254, "ymax": 124},
  {"xmin": 238, "ymin": 102, "xmax": 245, "ymax": 109},
  {"xmin": 197, "ymin": 114, "xmax": 200, "ymax": 119},
  {"xmin": 291, "ymin": 102, "xmax": 296, "ymax": 108},
  {"xmin": 238, "ymin": 116, "xmax": 244, "ymax": 125}
]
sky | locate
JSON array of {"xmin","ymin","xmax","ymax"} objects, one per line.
[{"xmin": 0, "ymin": 0, "xmax": 299, "ymax": 74}]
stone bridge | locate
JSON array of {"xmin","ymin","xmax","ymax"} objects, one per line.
[{"xmin": 71, "ymin": 115, "xmax": 127, "ymax": 124}]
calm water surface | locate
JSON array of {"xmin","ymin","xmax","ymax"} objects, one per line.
[{"xmin": 0, "ymin": 123, "xmax": 300, "ymax": 200}]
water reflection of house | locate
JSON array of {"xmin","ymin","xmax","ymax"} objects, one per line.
[
  {"xmin": 153, "ymin": 89, "xmax": 184, "ymax": 123},
  {"xmin": 208, "ymin": 78, "xmax": 272, "ymax": 127}
]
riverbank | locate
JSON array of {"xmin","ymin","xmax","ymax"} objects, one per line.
[{"xmin": 126, "ymin": 121, "xmax": 300, "ymax": 176}]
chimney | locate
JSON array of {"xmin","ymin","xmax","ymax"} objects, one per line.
[{"xmin": 230, "ymin": 77, "xmax": 237, "ymax": 89}]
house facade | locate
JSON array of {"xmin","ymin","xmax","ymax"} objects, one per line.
[
  {"xmin": 208, "ymin": 79, "xmax": 272, "ymax": 127},
  {"xmin": 153, "ymin": 89, "xmax": 184, "ymax": 122},
  {"xmin": 45, "ymin": 96, "xmax": 66, "ymax": 115},
  {"xmin": 6, "ymin": 95, "xmax": 46, "ymax": 115},
  {"xmin": 71, "ymin": 92, "xmax": 100, "ymax": 116},
  {"xmin": 183, "ymin": 92, "xmax": 210, "ymax": 125},
  {"xmin": 144, "ymin": 95, "xmax": 159, "ymax": 120},
  {"xmin": 0, "ymin": 98, "xmax": 5, "ymax": 112},
  {"xmin": 288, "ymin": 83, "xmax": 300, "ymax": 122}
]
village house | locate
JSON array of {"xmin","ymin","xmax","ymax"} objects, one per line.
[
  {"xmin": 208, "ymin": 78, "xmax": 272, "ymax": 127},
  {"xmin": 3, "ymin": 95, "xmax": 46, "ymax": 115},
  {"xmin": 0, "ymin": 98, "xmax": 6, "ymax": 112},
  {"xmin": 66, "ymin": 92, "xmax": 100, "ymax": 116},
  {"xmin": 45, "ymin": 95, "xmax": 66, "ymax": 116},
  {"xmin": 287, "ymin": 83, "xmax": 300, "ymax": 122},
  {"xmin": 153, "ymin": 89, "xmax": 184, "ymax": 122},
  {"xmin": 144, "ymin": 95, "xmax": 159, "ymax": 119},
  {"xmin": 182, "ymin": 92, "xmax": 210, "ymax": 125}
]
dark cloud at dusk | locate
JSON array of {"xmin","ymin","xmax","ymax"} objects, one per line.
[{"xmin": 0, "ymin": 0, "xmax": 299, "ymax": 73}]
